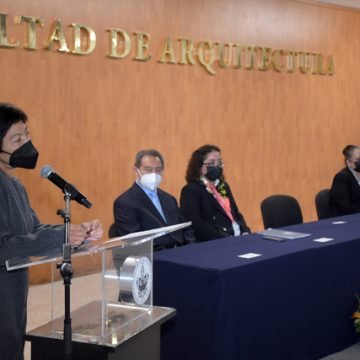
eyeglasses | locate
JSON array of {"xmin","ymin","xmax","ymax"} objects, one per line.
[{"xmin": 202, "ymin": 160, "xmax": 224, "ymax": 168}]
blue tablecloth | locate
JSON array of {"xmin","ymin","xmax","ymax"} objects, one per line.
[{"xmin": 153, "ymin": 214, "xmax": 360, "ymax": 360}]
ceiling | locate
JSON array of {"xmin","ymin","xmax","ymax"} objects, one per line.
[{"xmin": 319, "ymin": 0, "xmax": 360, "ymax": 9}]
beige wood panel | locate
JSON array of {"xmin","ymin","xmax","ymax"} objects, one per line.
[{"xmin": 1, "ymin": 0, "xmax": 360, "ymax": 283}]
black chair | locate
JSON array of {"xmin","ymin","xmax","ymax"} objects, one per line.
[
  {"xmin": 315, "ymin": 189, "xmax": 332, "ymax": 220},
  {"xmin": 108, "ymin": 223, "xmax": 118, "ymax": 238},
  {"xmin": 261, "ymin": 194, "xmax": 303, "ymax": 229}
]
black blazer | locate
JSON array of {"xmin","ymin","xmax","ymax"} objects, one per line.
[
  {"xmin": 330, "ymin": 167, "xmax": 360, "ymax": 216},
  {"xmin": 112, "ymin": 183, "xmax": 193, "ymax": 247},
  {"xmin": 180, "ymin": 181, "xmax": 250, "ymax": 242}
]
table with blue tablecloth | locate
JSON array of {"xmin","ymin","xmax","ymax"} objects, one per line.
[{"xmin": 153, "ymin": 214, "xmax": 360, "ymax": 360}]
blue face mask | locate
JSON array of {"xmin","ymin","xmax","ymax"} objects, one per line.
[{"xmin": 2, "ymin": 140, "xmax": 39, "ymax": 169}]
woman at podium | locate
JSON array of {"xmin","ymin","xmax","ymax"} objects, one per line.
[{"xmin": 0, "ymin": 103, "xmax": 103, "ymax": 360}]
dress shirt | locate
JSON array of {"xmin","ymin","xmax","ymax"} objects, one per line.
[{"xmin": 136, "ymin": 181, "xmax": 167, "ymax": 223}]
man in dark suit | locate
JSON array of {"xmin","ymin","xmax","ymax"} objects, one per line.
[
  {"xmin": 111, "ymin": 149, "xmax": 194, "ymax": 250},
  {"xmin": 330, "ymin": 144, "xmax": 360, "ymax": 216}
]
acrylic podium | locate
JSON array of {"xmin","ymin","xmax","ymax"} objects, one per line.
[{"xmin": 6, "ymin": 222, "xmax": 191, "ymax": 360}]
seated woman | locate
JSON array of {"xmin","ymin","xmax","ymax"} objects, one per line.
[
  {"xmin": 330, "ymin": 144, "xmax": 360, "ymax": 216},
  {"xmin": 180, "ymin": 144, "xmax": 250, "ymax": 241}
]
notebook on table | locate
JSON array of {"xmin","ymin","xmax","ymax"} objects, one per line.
[{"xmin": 258, "ymin": 229, "xmax": 311, "ymax": 239}]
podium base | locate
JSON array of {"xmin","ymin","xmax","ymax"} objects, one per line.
[{"xmin": 25, "ymin": 302, "xmax": 175, "ymax": 360}]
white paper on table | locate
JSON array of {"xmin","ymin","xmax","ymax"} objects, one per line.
[
  {"xmin": 313, "ymin": 237, "xmax": 334, "ymax": 243},
  {"xmin": 237, "ymin": 253, "xmax": 262, "ymax": 259}
]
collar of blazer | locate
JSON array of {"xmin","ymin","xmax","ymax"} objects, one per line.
[
  {"xmin": 347, "ymin": 167, "xmax": 360, "ymax": 186},
  {"xmin": 132, "ymin": 182, "xmax": 167, "ymax": 224},
  {"xmin": 197, "ymin": 180, "xmax": 233, "ymax": 219}
]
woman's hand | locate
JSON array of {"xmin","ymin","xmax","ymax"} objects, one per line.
[{"xmin": 69, "ymin": 219, "xmax": 103, "ymax": 246}]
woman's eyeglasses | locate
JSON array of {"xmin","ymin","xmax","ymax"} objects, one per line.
[{"xmin": 202, "ymin": 160, "xmax": 224, "ymax": 168}]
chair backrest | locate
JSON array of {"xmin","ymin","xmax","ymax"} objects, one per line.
[
  {"xmin": 261, "ymin": 194, "xmax": 303, "ymax": 229},
  {"xmin": 108, "ymin": 223, "xmax": 118, "ymax": 238},
  {"xmin": 315, "ymin": 189, "xmax": 332, "ymax": 220}
]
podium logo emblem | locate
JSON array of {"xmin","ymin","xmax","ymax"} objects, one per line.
[
  {"xmin": 132, "ymin": 257, "xmax": 152, "ymax": 304},
  {"xmin": 120, "ymin": 256, "xmax": 153, "ymax": 304}
]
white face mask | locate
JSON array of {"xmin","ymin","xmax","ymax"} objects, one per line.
[{"xmin": 139, "ymin": 172, "xmax": 162, "ymax": 191}]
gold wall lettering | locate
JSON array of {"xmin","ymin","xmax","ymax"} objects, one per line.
[
  {"xmin": 217, "ymin": 43, "xmax": 234, "ymax": 68},
  {"xmin": 107, "ymin": 28, "xmax": 131, "ymax": 59},
  {"xmin": 178, "ymin": 39, "xmax": 196, "ymax": 65},
  {"xmin": 158, "ymin": 36, "xmax": 177, "ymax": 64},
  {"xmin": 14, "ymin": 15, "xmax": 44, "ymax": 50},
  {"xmin": 0, "ymin": 13, "xmax": 19, "ymax": 48},
  {"xmin": 44, "ymin": 20, "xmax": 69, "ymax": 52},
  {"xmin": 71, "ymin": 24, "xmax": 96, "ymax": 55},
  {"xmin": 197, "ymin": 40, "xmax": 216, "ymax": 75},
  {"xmin": 133, "ymin": 32, "xmax": 151, "ymax": 61},
  {"xmin": 0, "ymin": 12, "xmax": 335, "ymax": 76}
]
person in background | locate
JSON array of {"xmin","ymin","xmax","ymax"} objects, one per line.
[
  {"xmin": 111, "ymin": 149, "xmax": 194, "ymax": 250},
  {"xmin": 330, "ymin": 144, "xmax": 360, "ymax": 216},
  {"xmin": 0, "ymin": 103, "xmax": 103, "ymax": 360},
  {"xmin": 180, "ymin": 144, "xmax": 250, "ymax": 242}
]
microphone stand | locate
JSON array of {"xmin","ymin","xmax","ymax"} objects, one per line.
[{"xmin": 56, "ymin": 191, "xmax": 73, "ymax": 360}]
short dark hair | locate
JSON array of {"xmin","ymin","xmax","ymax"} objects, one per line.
[
  {"xmin": 185, "ymin": 144, "xmax": 222, "ymax": 183},
  {"xmin": 343, "ymin": 144, "xmax": 359, "ymax": 163},
  {"xmin": 0, "ymin": 103, "xmax": 28, "ymax": 148},
  {"xmin": 134, "ymin": 149, "xmax": 165, "ymax": 168}
]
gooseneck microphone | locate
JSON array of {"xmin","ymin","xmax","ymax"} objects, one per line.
[{"xmin": 41, "ymin": 165, "xmax": 92, "ymax": 209}]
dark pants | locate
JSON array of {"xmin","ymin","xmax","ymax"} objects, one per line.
[{"xmin": 0, "ymin": 267, "xmax": 28, "ymax": 360}]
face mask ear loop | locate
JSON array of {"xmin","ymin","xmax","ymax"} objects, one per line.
[
  {"xmin": 136, "ymin": 167, "xmax": 143, "ymax": 178},
  {"xmin": 0, "ymin": 149, "xmax": 11, "ymax": 167}
]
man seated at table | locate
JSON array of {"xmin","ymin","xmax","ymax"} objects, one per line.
[
  {"xmin": 330, "ymin": 144, "xmax": 360, "ymax": 216},
  {"xmin": 110, "ymin": 149, "xmax": 194, "ymax": 250}
]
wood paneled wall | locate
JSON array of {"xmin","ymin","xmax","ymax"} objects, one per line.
[{"xmin": 1, "ymin": 0, "xmax": 360, "ymax": 283}]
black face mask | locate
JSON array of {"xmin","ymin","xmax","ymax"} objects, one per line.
[
  {"xmin": 2, "ymin": 140, "xmax": 39, "ymax": 169},
  {"xmin": 355, "ymin": 161, "xmax": 360, "ymax": 172},
  {"xmin": 205, "ymin": 165, "xmax": 223, "ymax": 181}
]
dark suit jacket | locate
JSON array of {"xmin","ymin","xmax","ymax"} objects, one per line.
[
  {"xmin": 180, "ymin": 181, "xmax": 250, "ymax": 242},
  {"xmin": 330, "ymin": 167, "xmax": 360, "ymax": 216},
  {"xmin": 112, "ymin": 182, "xmax": 193, "ymax": 247}
]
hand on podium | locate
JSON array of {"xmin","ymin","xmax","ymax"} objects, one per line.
[{"xmin": 70, "ymin": 219, "xmax": 103, "ymax": 246}]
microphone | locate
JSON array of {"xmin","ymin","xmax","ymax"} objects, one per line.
[{"xmin": 41, "ymin": 165, "xmax": 92, "ymax": 209}]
